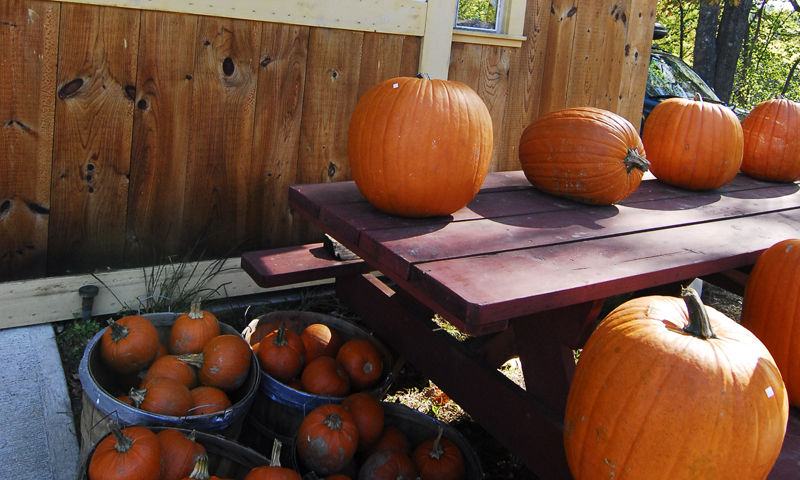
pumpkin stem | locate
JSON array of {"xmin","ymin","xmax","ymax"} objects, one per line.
[
  {"xmin": 176, "ymin": 353, "xmax": 205, "ymax": 369},
  {"xmin": 428, "ymin": 425, "xmax": 446, "ymax": 460},
  {"xmin": 108, "ymin": 421, "xmax": 135, "ymax": 454},
  {"xmin": 188, "ymin": 453, "xmax": 211, "ymax": 480},
  {"xmin": 128, "ymin": 387, "xmax": 146, "ymax": 408},
  {"xmin": 187, "ymin": 297, "xmax": 205, "ymax": 319},
  {"xmin": 107, "ymin": 318, "xmax": 130, "ymax": 343},
  {"xmin": 681, "ymin": 287, "xmax": 717, "ymax": 340},
  {"xmin": 416, "ymin": 72, "xmax": 431, "ymax": 80},
  {"xmin": 272, "ymin": 325, "xmax": 291, "ymax": 348},
  {"xmin": 322, "ymin": 413, "xmax": 343, "ymax": 431},
  {"xmin": 269, "ymin": 439, "xmax": 284, "ymax": 467},
  {"xmin": 623, "ymin": 149, "xmax": 650, "ymax": 174},
  {"xmin": 693, "ymin": 93, "xmax": 704, "ymax": 102}
]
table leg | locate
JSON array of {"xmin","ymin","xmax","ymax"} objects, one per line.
[{"xmin": 336, "ymin": 273, "xmax": 572, "ymax": 480}]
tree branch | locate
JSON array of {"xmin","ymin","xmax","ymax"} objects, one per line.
[{"xmin": 782, "ymin": 56, "xmax": 800, "ymax": 96}]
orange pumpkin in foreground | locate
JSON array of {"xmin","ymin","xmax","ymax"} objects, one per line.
[
  {"xmin": 564, "ymin": 288, "xmax": 787, "ymax": 479},
  {"xmin": 642, "ymin": 94, "xmax": 743, "ymax": 190},
  {"xmin": 518, "ymin": 107, "xmax": 650, "ymax": 205},
  {"xmin": 296, "ymin": 404, "xmax": 359, "ymax": 476},
  {"xmin": 741, "ymin": 238, "xmax": 800, "ymax": 407},
  {"xmin": 740, "ymin": 96, "xmax": 800, "ymax": 182},
  {"xmin": 348, "ymin": 74, "xmax": 493, "ymax": 217},
  {"xmin": 88, "ymin": 423, "xmax": 163, "ymax": 480}
]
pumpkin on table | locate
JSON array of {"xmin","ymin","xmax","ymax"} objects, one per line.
[
  {"xmin": 296, "ymin": 403, "xmax": 359, "ymax": 476},
  {"xmin": 740, "ymin": 96, "xmax": 800, "ymax": 182},
  {"xmin": 169, "ymin": 297, "xmax": 221, "ymax": 355},
  {"xmin": 88, "ymin": 422, "xmax": 164, "ymax": 480},
  {"xmin": 518, "ymin": 106, "xmax": 650, "ymax": 205},
  {"xmin": 564, "ymin": 288, "xmax": 788, "ymax": 479},
  {"xmin": 741, "ymin": 238, "xmax": 800, "ymax": 407},
  {"xmin": 100, "ymin": 315, "xmax": 160, "ymax": 374},
  {"xmin": 348, "ymin": 74, "xmax": 493, "ymax": 217},
  {"xmin": 642, "ymin": 93, "xmax": 743, "ymax": 190}
]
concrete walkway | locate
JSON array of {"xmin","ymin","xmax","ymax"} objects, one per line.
[{"xmin": 0, "ymin": 324, "xmax": 80, "ymax": 479}]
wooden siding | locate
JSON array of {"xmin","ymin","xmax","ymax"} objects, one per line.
[{"xmin": 0, "ymin": 0, "xmax": 656, "ymax": 281}]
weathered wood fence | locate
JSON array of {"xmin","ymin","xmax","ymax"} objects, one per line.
[{"xmin": 1, "ymin": 0, "xmax": 657, "ymax": 282}]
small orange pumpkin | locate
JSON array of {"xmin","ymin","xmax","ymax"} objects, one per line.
[
  {"xmin": 180, "ymin": 334, "xmax": 252, "ymax": 391},
  {"xmin": 189, "ymin": 385, "xmax": 232, "ymax": 415},
  {"xmin": 740, "ymin": 96, "xmax": 800, "ymax": 182},
  {"xmin": 301, "ymin": 323, "xmax": 343, "ymax": 363},
  {"xmin": 365, "ymin": 425, "xmax": 412, "ymax": 458},
  {"xmin": 157, "ymin": 428, "xmax": 207, "ymax": 480},
  {"xmin": 169, "ymin": 297, "xmax": 221, "ymax": 355},
  {"xmin": 132, "ymin": 376, "xmax": 194, "ymax": 417},
  {"xmin": 296, "ymin": 404, "xmax": 359, "ymax": 476},
  {"xmin": 301, "ymin": 356, "xmax": 351, "ymax": 397},
  {"xmin": 341, "ymin": 392, "xmax": 385, "ymax": 452},
  {"xmin": 336, "ymin": 339, "xmax": 383, "ymax": 391},
  {"xmin": 518, "ymin": 107, "xmax": 650, "ymax": 205},
  {"xmin": 243, "ymin": 440, "xmax": 301, "ymax": 480},
  {"xmin": 642, "ymin": 94, "xmax": 743, "ymax": 190},
  {"xmin": 256, "ymin": 325, "xmax": 306, "ymax": 383},
  {"xmin": 100, "ymin": 315, "xmax": 160, "ymax": 374},
  {"xmin": 140, "ymin": 354, "xmax": 198, "ymax": 390},
  {"xmin": 88, "ymin": 423, "xmax": 164, "ymax": 480},
  {"xmin": 412, "ymin": 426, "xmax": 465, "ymax": 480},
  {"xmin": 348, "ymin": 74, "xmax": 493, "ymax": 217},
  {"xmin": 358, "ymin": 450, "xmax": 418, "ymax": 480}
]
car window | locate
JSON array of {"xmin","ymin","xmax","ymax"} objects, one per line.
[{"xmin": 646, "ymin": 53, "xmax": 722, "ymax": 102}]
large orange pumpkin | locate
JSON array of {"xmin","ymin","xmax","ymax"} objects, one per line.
[
  {"xmin": 348, "ymin": 74, "xmax": 493, "ymax": 217},
  {"xmin": 642, "ymin": 94, "xmax": 743, "ymax": 190},
  {"xmin": 518, "ymin": 107, "xmax": 650, "ymax": 205},
  {"xmin": 564, "ymin": 288, "xmax": 788, "ymax": 479},
  {"xmin": 740, "ymin": 97, "xmax": 800, "ymax": 182},
  {"xmin": 741, "ymin": 238, "xmax": 800, "ymax": 407}
]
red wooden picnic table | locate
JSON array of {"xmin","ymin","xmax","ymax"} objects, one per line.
[{"xmin": 246, "ymin": 171, "xmax": 800, "ymax": 479}]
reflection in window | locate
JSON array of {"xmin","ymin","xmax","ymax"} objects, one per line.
[
  {"xmin": 455, "ymin": 0, "xmax": 502, "ymax": 33},
  {"xmin": 646, "ymin": 54, "xmax": 721, "ymax": 102}
]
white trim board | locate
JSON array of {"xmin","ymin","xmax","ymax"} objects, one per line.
[{"xmin": 0, "ymin": 258, "xmax": 330, "ymax": 330}]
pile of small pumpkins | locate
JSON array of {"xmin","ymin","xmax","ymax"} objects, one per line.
[
  {"xmin": 295, "ymin": 392, "xmax": 467, "ymax": 480},
  {"xmin": 252, "ymin": 321, "xmax": 385, "ymax": 398},
  {"xmin": 87, "ymin": 423, "xmax": 298, "ymax": 480},
  {"xmin": 98, "ymin": 299, "xmax": 252, "ymax": 417}
]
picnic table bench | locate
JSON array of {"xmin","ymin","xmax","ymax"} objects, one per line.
[{"xmin": 242, "ymin": 171, "xmax": 800, "ymax": 479}]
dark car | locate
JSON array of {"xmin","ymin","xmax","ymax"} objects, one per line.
[{"xmin": 642, "ymin": 24, "xmax": 747, "ymax": 131}]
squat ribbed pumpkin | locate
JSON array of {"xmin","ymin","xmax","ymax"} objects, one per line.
[
  {"xmin": 642, "ymin": 94, "xmax": 743, "ymax": 190},
  {"xmin": 741, "ymin": 239, "xmax": 800, "ymax": 407},
  {"xmin": 564, "ymin": 288, "xmax": 788, "ymax": 480},
  {"xmin": 740, "ymin": 97, "xmax": 800, "ymax": 182},
  {"xmin": 348, "ymin": 74, "xmax": 493, "ymax": 217},
  {"xmin": 518, "ymin": 107, "xmax": 650, "ymax": 205}
]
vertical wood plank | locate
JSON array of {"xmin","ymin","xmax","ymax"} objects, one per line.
[
  {"xmin": 398, "ymin": 35, "xmax": 422, "ymax": 78},
  {"xmin": 0, "ymin": 0, "xmax": 59, "ymax": 281},
  {"xmin": 563, "ymin": 0, "xmax": 607, "ymax": 110},
  {"xmin": 247, "ymin": 22, "xmax": 310, "ymax": 249},
  {"xmin": 49, "ymin": 3, "xmax": 140, "ymax": 275},
  {"xmin": 615, "ymin": 0, "xmax": 657, "ymax": 128},
  {"xmin": 125, "ymin": 11, "xmax": 198, "ymax": 264},
  {"xmin": 181, "ymin": 17, "xmax": 262, "ymax": 258},
  {"xmin": 357, "ymin": 32, "xmax": 405, "ymax": 100},
  {"xmin": 538, "ymin": 0, "xmax": 579, "ymax": 116},
  {"xmin": 500, "ymin": 0, "xmax": 549, "ymax": 172},
  {"xmin": 295, "ymin": 27, "xmax": 363, "ymax": 243}
]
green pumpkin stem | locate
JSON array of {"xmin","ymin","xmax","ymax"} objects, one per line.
[
  {"xmin": 270, "ymin": 439, "xmax": 284, "ymax": 467},
  {"xmin": 188, "ymin": 297, "xmax": 205, "ymax": 319},
  {"xmin": 107, "ymin": 319, "xmax": 130, "ymax": 343},
  {"xmin": 623, "ymin": 149, "xmax": 650, "ymax": 174},
  {"xmin": 682, "ymin": 287, "xmax": 717, "ymax": 340},
  {"xmin": 428, "ymin": 425, "xmax": 446, "ymax": 460},
  {"xmin": 272, "ymin": 325, "xmax": 290, "ymax": 348},
  {"xmin": 108, "ymin": 421, "xmax": 135, "ymax": 454},
  {"xmin": 176, "ymin": 353, "xmax": 205, "ymax": 369},
  {"xmin": 322, "ymin": 413, "xmax": 343, "ymax": 431},
  {"xmin": 188, "ymin": 453, "xmax": 211, "ymax": 480}
]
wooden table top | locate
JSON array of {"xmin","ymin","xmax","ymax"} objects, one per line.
[{"xmin": 289, "ymin": 171, "xmax": 800, "ymax": 334}]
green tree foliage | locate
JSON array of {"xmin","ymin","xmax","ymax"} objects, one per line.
[
  {"xmin": 656, "ymin": 1, "xmax": 799, "ymax": 110},
  {"xmin": 457, "ymin": 0, "xmax": 498, "ymax": 28}
]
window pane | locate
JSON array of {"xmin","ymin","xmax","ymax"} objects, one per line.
[{"xmin": 455, "ymin": 0, "xmax": 501, "ymax": 32}]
